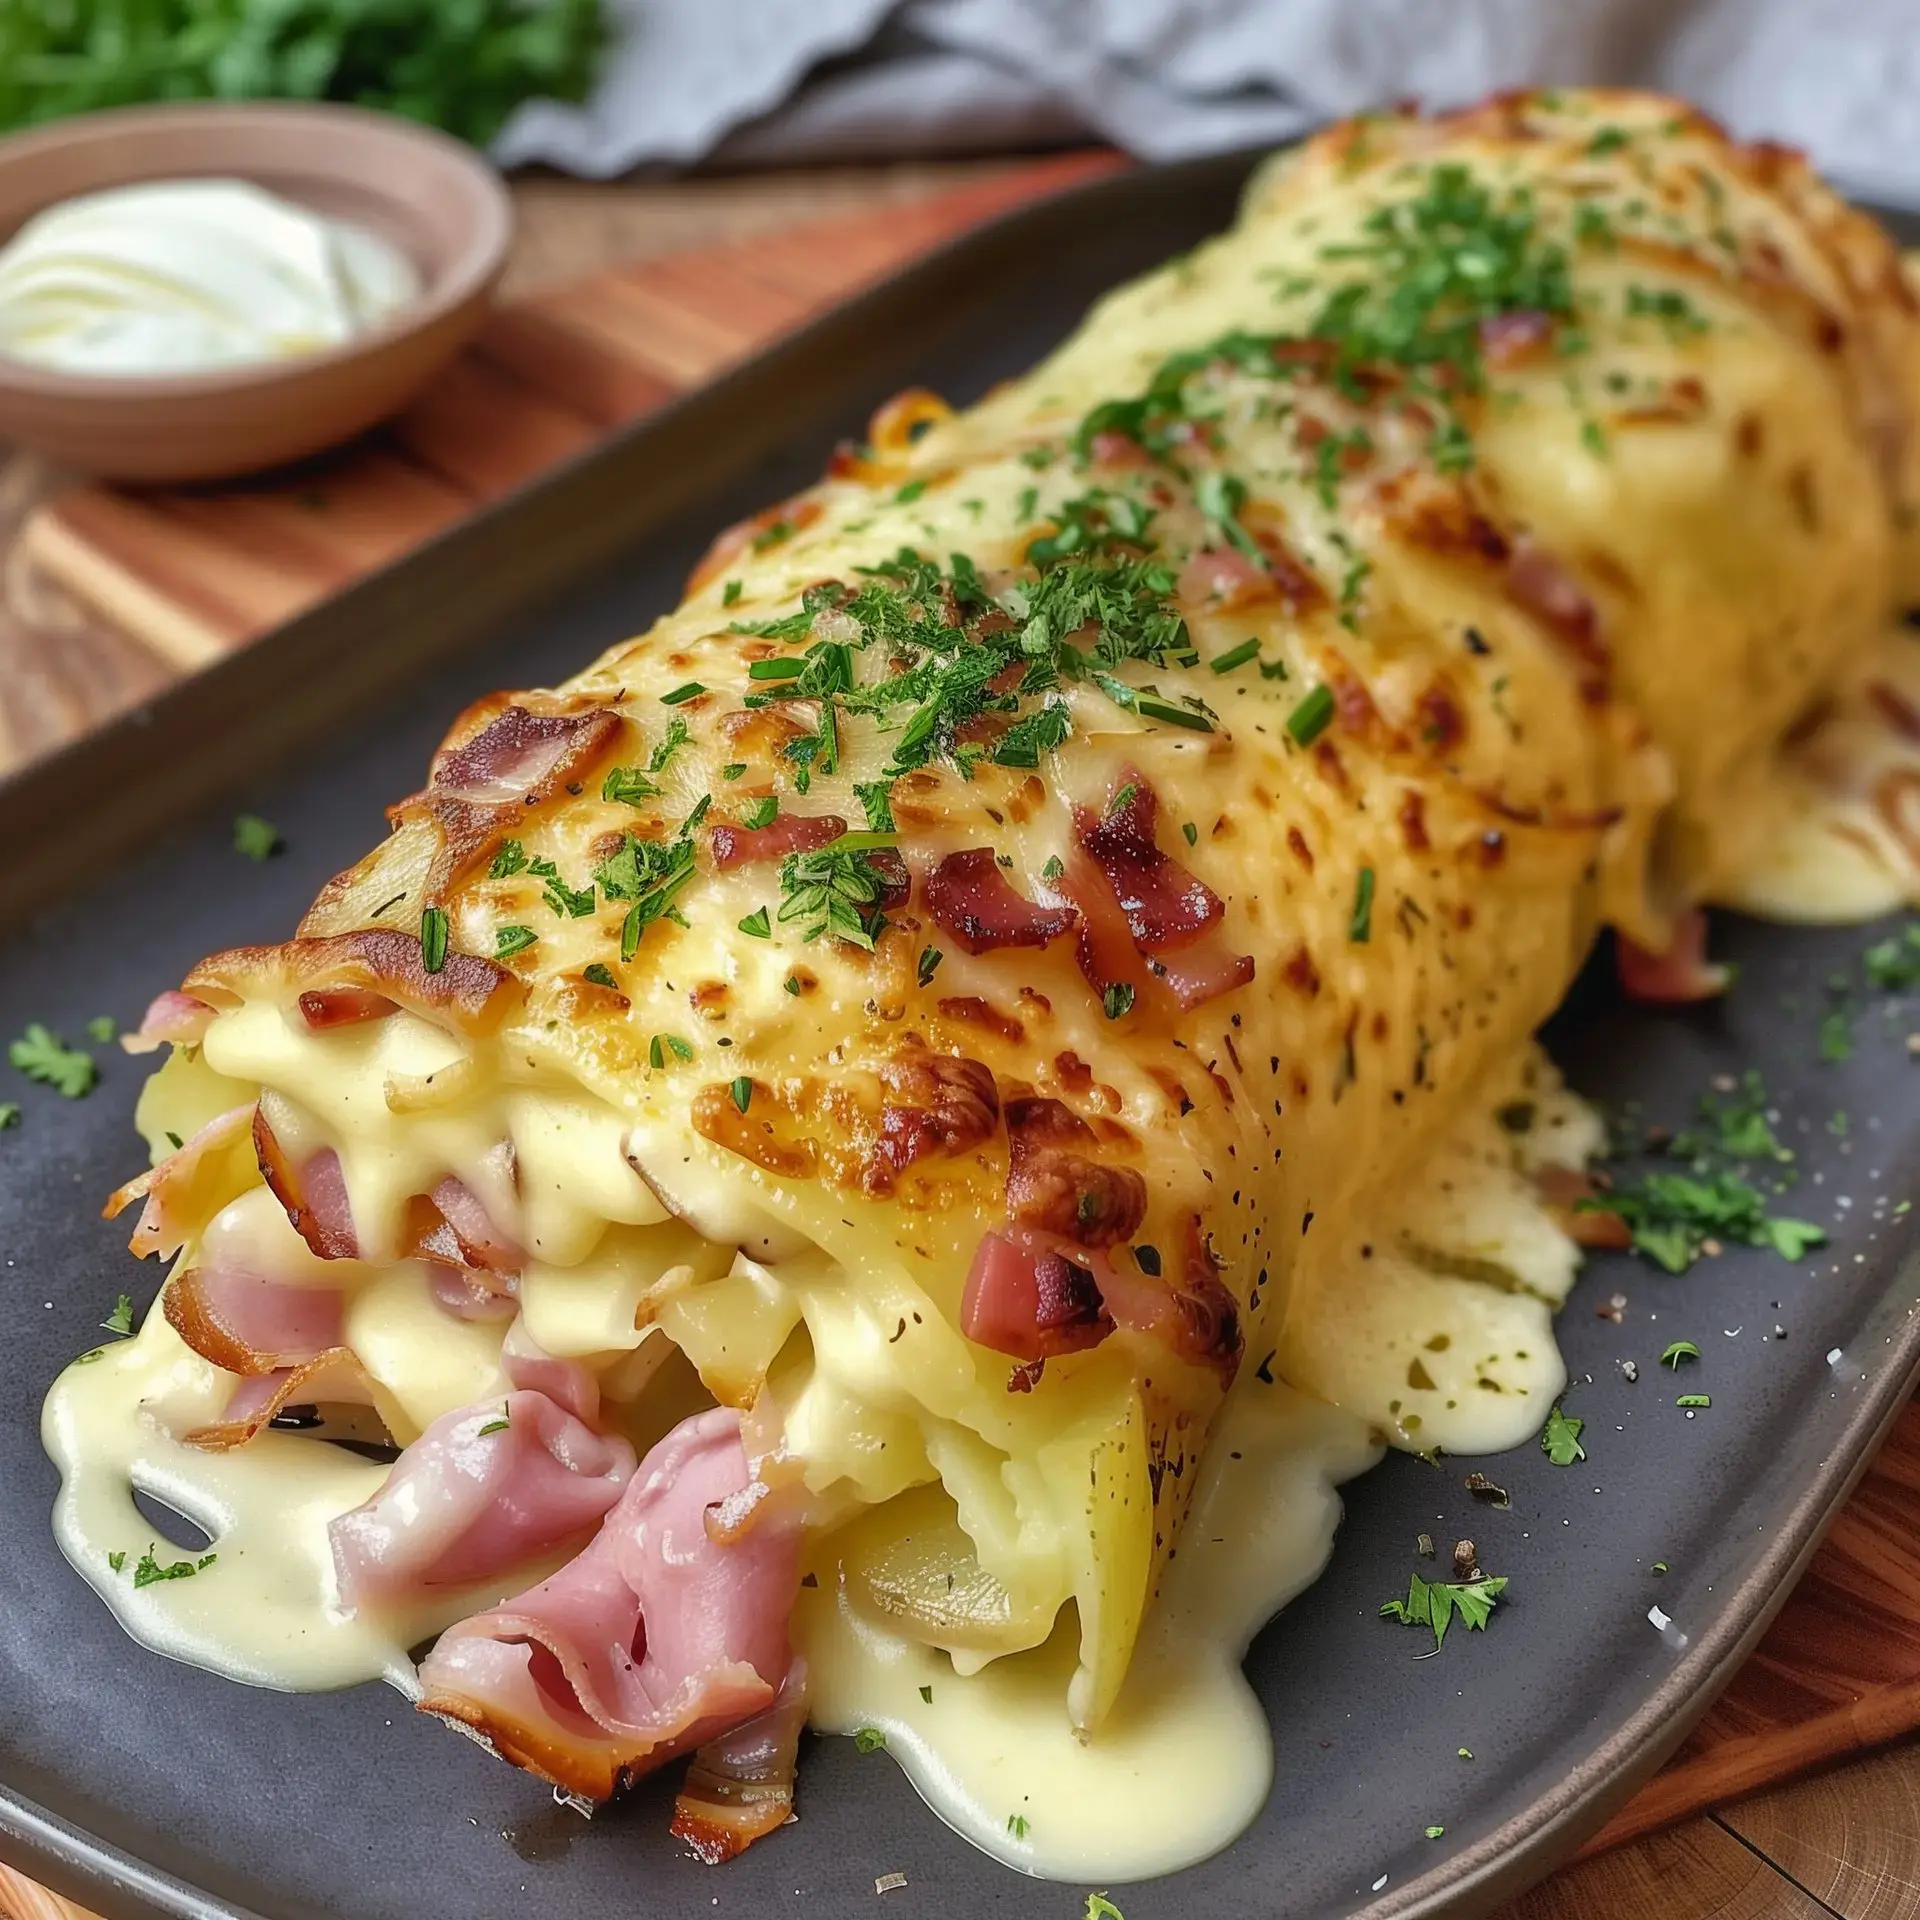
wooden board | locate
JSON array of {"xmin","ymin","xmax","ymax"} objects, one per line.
[
  {"xmin": 19, "ymin": 151, "xmax": 1125, "ymax": 672},
  {"xmin": 3, "ymin": 145, "xmax": 1920, "ymax": 1920}
]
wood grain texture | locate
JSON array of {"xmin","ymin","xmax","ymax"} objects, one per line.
[{"xmin": 1498, "ymin": 1819, "xmax": 1827, "ymax": 1920}]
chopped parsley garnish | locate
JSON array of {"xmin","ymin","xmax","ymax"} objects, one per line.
[
  {"xmin": 9, "ymin": 1024, "xmax": 96, "ymax": 1098},
  {"xmin": 1586, "ymin": 125, "xmax": 1629, "ymax": 156},
  {"xmin": 1286, "ymin": 683, "xmax": 1335, "ymax": 747},
  {"xmin": 1007, "ymin": 1814, "xmax": 1029, "ymax": 1838},
  {"xmin": 603, "ymin": 765, "xmax": 660, "ymax": 807},
  {"xmin": 1679, "ymin": 1070, "xmax": 1791, "ymax": 1164},
  {"xmin": 647, "ymin": 1034, "xmax": 694, "ymax": 1069},
  {"xmin": 1660, "ymin": 1340, "xmax": 1701, "ymax": 1370},
  {"xmin": 721, "ymin": 762, "xmax": 748, "ymax": 782},
  {"xmin": 1085, "ymin": 1899, "xmax": 1126, "ymax": 1920},
  {"xmin": 494, "ymin": 925, "xmax": 537, "ymax": 959},
  {"xmin": 1379, "ymin": 1570, "xmax": 1509, "ymax": 1651},
  {"xmin": 660, "ymin": 682, "xmax": 705, "ymax": 706},
  {"xmin": 1541, "ymin": 1404, "xmax": 1586, "ymax": 1465},
  {"xmin": 1581, "ymin": 418, "xmax": 1608, "ymax": 459},
  {"xmin": 596, "ymin": 813, "xmax": 703, "ymax": 958},
  {"xmin": 582, "ymin": 963, "xmax": 618, "ymax": 989},
  {"xmin": 477, "ymin": 1405, "xmax": 511, "ymax": 1436},
  {"xmin": 1041, "ymin": 854, "xmax": 1066, "ymax": 881},
  {"xmin": 232, "ymin": 812, "xmax": 282, "ymax": 861},
  {"xmin": 895, "ymin": 479, "xmax": 927, "ymax": 503},
  {"xmin": 1625, "ymin": 285, "xmax": 1707, "ymax": 333},
  {"xmin": 1578, "ymin": 1171, "xmax": 1824, "ymax": 1273},
  {"xmin": 132, "ymin": 1547, "xmax": 216, "ymax": 1588},
  {"xmin": 1102, "ymin": 983, "xmax": 1136, "ymax": 1020},
  {"xmin": 419, "ymin": 907, "xmax": 449, "ymax": 974},
  {"xmin": 853, "ymin": 1727, "xmax": 886, "ymax": 1754},
  {"xmin": 1864, "ymin": 921, "xmax": 1920, "ymax": 989},
  {"xmin": 101, "ymin": 1293, "xmax": 133, "ymax": 1335},
  {"xmin": 722, "ymin": 579, "xmax": 743, "ymax": 606},
  {"xmin": 1676, "ymin": 1394, "xmax": 1711, "ymax": 1409},
  {"xmin": 0, "ymin": 1103, "xmax": 18, "ymax": 1131},
  {"xmin": 1349, "ymin": 866, "xmax": 1375, "ymax": 943},
  {"xmin": 742, "ymin": 795, "xmax": 780, "ymax": 830},
  {"xmin": 729, "ymin": 1076, "xmax": 753, "ymax": 1114},
  {"xmin": 489, "ymin": 839, "xmax": 527, "ymax": 878},
  {"xmin": 739, "ymin": 907, "xmax": 772, "ymax": 938},
  {"xmin": 778, "ymin": 836, "xmax": 895, "ymax": 949},
  {"xmin": 1210, "ymin": 636, "xmax": 1262, "ymax": 675},
  {"xmin": 1425, "ymin": 1825, "xmax": 1447, "ymax": 1841},
  {"xmin": 917, "ymin": 946, "xmax": 943, "ymax": 988},
  {"xmin": 531, "ymin": 856, "xmax": 597, "ymax": 919},
  {"xmin": 751, "ymin": 520, "xmax": 794, "ymax": 552},
  {"xmin": 107, "ymin": 1551, "xmax": 125, "ymax": 1573},
  {"xmin": 86, "ymin": 1016, "xmax": 116, "ymax": 1044},
  {"xmin": 1192, "ymin": 469, "xmax": 1262, "ymax": 559}
]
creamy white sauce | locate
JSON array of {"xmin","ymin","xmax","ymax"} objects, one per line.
[{"xmin": 0, "ymin": 179, "xmax": 418, "ymax": 377}]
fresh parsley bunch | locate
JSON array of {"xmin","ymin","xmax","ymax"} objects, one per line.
[{"xmin": 0, "ymin": 0, "xmax": 607, "ymax": 148}]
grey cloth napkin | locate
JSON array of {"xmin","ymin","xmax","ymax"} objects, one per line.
[{"xmin": 493, "ymin": 0, "xmax": 1920, "ymax": 201}]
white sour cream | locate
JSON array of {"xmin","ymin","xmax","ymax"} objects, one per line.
[{"xmin": 0, "ymin": 178, "xmax": 419, "ymax": 377}]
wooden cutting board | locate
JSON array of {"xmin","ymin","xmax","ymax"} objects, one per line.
[{"xmin": 1, "ymin": 148, "xmax": 1918, "ymax": 1920}]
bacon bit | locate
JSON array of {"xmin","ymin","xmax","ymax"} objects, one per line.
[
  {"xmin": 710, "ymin": 814, "xmax": 846, "ymax": 869},
  {"xmin": 1248, "ymin": 521, "xmax": 1329, "ymax": 612},
  {"xmin": 298, "ymin": 987, "xmax": 398, "ymax": 1030},
  {"xmin": 122, "ymin": 989, "xmax": 214, "ymax": 1055},
  {"xmin": 1398, "ymin": 789, "xmax": 1432, "ymax": 852},
  {"xmin": 252, "ymin": 1108, "xmax": 360, "ymax": 1260},
  {"xmin": 1004, "ymin": 1097, "xmax": 1146, "ymax": 1248},
  {"xmin": 1615, "ymin": 908, "xmax": 1731, "ymax": 1005},
  {"xmin": 1086, "ymin": 429, "xmax": 1152, "ymax": 468},
  {"xmin": 671, "ymin": 1664, "xmax": 810, "ymax": 1865},
  {"xmin": 923, "ymin": 849, "xmax": 1078, "ymax": 955},
  {"xmin": 1415, "ymin": 684, "xmax": 1466, "ymax": 751},
  {"xmin": 935, "ymin": 995, "xmax": 1024, "ymax": 1044},
  {"xmin": 1053, "ymin": 1051, "xmax": 1094, "ymax": 1093},
  {"xmin": 1478, "ymin": 309, "xmax": 1554, "ymax": 368},
  {"xmin": 1007, "ymin": 1359, "xmax": 1046, "ymax": 1393},
  {"xmin": 1535, "ymin": 1166, "xmax": 1634, "ymax": 1249},
  {"xmin": 1178, "ymin": 545, "xmax": 1275, "ymax": 611},
  {"xmin": 1077, "ymin": 775, "xmax": 1223, "ymax": 954},
  {"xmin": 188, "ymin": 929, "xmax": 519, "ymax": 1037},
  {"xmin": 432, "ymin": 705, "xmax": 618, "ymax": 811},
  {"xmin": 1152, "ymin": 938, "xmax": 1256, "ymax": 1013},
  {"xmin": 1505, "ymin": 540, "xmax": 1608, "ymax": 698},
  {"xmin": 686, "ymin": 497, "xmax": 823, "ymax": 595},
  {"xmin": 1084, "ymin": 1217, "xmax": 1243, "ymax": 1384},
  {"xmin": 961, "ymin": 1226, "xmax": 1117, "ymax": 1361}
]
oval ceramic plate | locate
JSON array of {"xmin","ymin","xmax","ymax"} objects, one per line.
[{"xmin": 0, "ymin": 152, "xmax": 1916, "ymax": 1920}]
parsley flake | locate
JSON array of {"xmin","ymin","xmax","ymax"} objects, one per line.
[
  {"xmin": 582, "ymin": 963, "xmax": 618, "ymax": 990},
  {"xmin": 1350, "ymin": 866, "xmax": 1375, "ymax": 943},
  {"xmin": 853, "ymin": 1727, "xmax": 886, "ymax": 1754},
  {"xmin": 1286, "ymin": 683, "xmax": 1335, "ymax": 746},
  {"xmin": 133, "ymin": 1548, "xmax": 216, "ymax": 1589},
  {"xmin": 1210, "ymin": 636, "xmax": 1261, "ymax": 675},
  {"xmin": 419, "ymin": 907, "xmax": 449, "ymax": 975},
  {"xmin": 730, "ymin": 1076, "xmax": 754, "ymax": 1114},
  {"xmin": 101, "ymin": 1293, "xmax": 133, "ymax": 1335},
  {"xmin": 494, "ymin": 925, "xmax": 537, "ymax": 959},
  {"xmin": 232, "ymin": 813, "xmax": 282, "ymax": 862},
  {"xmin": 1102, "ymin": 982, "xmax": 1136, "ymax": 1020},
  {"xmin": 9, "ymin": 1024, "xmax": 96, "ymax": 1098},
  {"xmin": 739, "ymin": 907, "xmax": 772, "ymax": 938},
  {"xmin": 1660, "ymin": 1340, "xmax": 1701, "ymax": 1370},
  {"xmin": 1379, "ymin": 1570, "xmax": 1509, "ymax": 1651},
  {"xmin": 1677, "ymin": 1394, "xmax": 1711, "ymax": 1409},
  {"xmin": 917, "ymin": 946, "xmax": 943, "ymax": 988},
  {"xmin": 660, "ymin": 682, "xmax": 705, "ymax": 706},
  {"xmin": 1541, "ymin": 1404, "xmax": 1586, "ymax": 1466}
]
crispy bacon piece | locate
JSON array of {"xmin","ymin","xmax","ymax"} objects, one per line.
[
  {"xmin": 1178, "ymin": 546, "xmax": 1273, "ymax": 610},
  {"xmin": 1005, "ymin": 1096, "xmax": 1146, "ymax": 1247},
  {"xmin": 1533, "ymin": 1165, "xmax": 1634, "ymax": 1249},
  {"xmin": 671, "ymin": 1662, "xmax": 809, "ymax": 1865},
  {"xmin": 298, "ymin": 987, "xmax": 398, "ymax": 1029},
  {"xmin": 416, "ymin": 1408, "xmax": 798, "ymax": 1802},
  {"xmin": 1149, "ymin": 939, "xmax": 1258, "ymax": 1012},
  {"xmin": 185, "ymin": 1348, "xmax": 381, "ymax": 1452},
  {"xmin": 869, "ymin": 1048, "xmax": 999, "ymax": 1187},
  {"xmin": 1478, "ymin": 309, "xmax": 1555, "ymax": 368},
  {"xmin": 102, "ymin": 1105, "xmax": 253, "ymax": 1260},
  {"xmin": 1615, "ymin": 907, "xmax": 1731, "ymax": 1004},
  {"xmin": 1092, "ymin": 1216, "xmax": 1243, "ymax": 1385},
  {"xmin": 121, "ymin": 989, "xmax": 214, "ymax": 1054},
  {"xmin": 1085, "ymin": 428, "xmax": 1153, "ymax": 468},
  {"xmin": 1505, "ymin": 540, "xmax": 1609, "ymax": 696},
  {"xmin": 163, "ymin": 1264, "xmax": 347, "ymax": 1376},
  {"xmin": 922, "ymin": 849, "xmax": 1078, "ymax": 955},
  {"xmin": 1077, "ymin": 776, "xmax": 1224, "ymax": 954},
  {"xmin": 961, "ymin": 1226, "xmax": 1118, "ymax": 1361},
  {"xmin": 252, "ymin": 1108, "xmax": 360, "ymax": 1261},
  {"xmin": 187, "ymin": 929, "xmax": 520, "ymax": 1037},
  {"xmin": 709, "ymin": 814, "xmax": 847, "ymax": 869}
]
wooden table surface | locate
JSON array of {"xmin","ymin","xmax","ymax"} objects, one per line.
[{"xmin": 0, "ymin": 158, "xmax": 1917, "ymax": 1920}]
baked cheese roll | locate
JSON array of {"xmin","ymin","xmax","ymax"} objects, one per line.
[{"xmin": 48, "ymin": 87, "xmax": 1920, "ymax": 1880}]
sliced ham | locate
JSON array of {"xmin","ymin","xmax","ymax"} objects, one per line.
[
  {"xmin": 428, "ymin": 1264, "xmax": 520, "ymax": 1323},
  {"xmin": 432, "ymin": 705, "xmax": 622, "ymax": 810},
  {"xmin": 101, "ymin": 1105, "xmax": 253, "ymax": 1260},
  {"xmin": 298, "ymin": 987, "xmax": 398, "ymax": 1030},
  {"xmin": 1077, "ymin": 777, "xmax": 1224, "ymax": 953},
  {"xmin": 671, "ymin": 1661, "xmax": 808, "ymax": 1865},
  {"xmin": 709, "ymin": 813, "xmax": 846, "ymax": 869},
  {"xmin": 121, "ymin": 990, "xmax": 215, "ymax": 1055},
  {"xmin": 430, "ymin": 1171, "xmax": 522, "ymax": 1274},
  {"xmin": 503, "ymin": 1316, "xmax": 600, "ymax": 1426},
  {"xmin": 253, "ymin": 1108, "xmax": 360, "ymax": 1260},
  {"xmin": 415, "ymin": 1407, "xmax": 798, "ymax": 1801},
  {"xmin": 922, "ymin": 849, "xmax": 1078, "ymax": 955},
  {"xmin": 331, "ymin": 1391, "xmax": 636, "ymax": 1612},
  {"xmin": 1615, "ymin": 908, "xmax": 1731, "ymax": 1004},
  {"xmin": 162, "ymin": 1264, "xmax": 345, "ymax": 1375},
  {"xmin": 1149, "ymin": 936, "xmax": 1259, "ymax": 1012}
]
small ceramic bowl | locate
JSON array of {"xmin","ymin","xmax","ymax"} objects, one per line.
[{"xmin": 0, "ymin": 101, "xmax": 513, "ymax": 482}]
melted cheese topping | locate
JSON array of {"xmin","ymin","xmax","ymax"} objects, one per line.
[{"xmin": 41, "ymin": 86, "xmax": 1920, "ymax": 1886}]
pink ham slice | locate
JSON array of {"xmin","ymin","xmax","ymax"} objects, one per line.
[
  {"xmin": 102, "ymin": 1105, "xmax": 253, "ymax": 1260},
  {"xmin": 503, "ymin": 1317, "xmax": 600, "ymax": 1426},
  {"xmin": 429, "ymin": 1265, "xmax": 520, "ymax": 1323},
  {"xmin": 709, "ymin": 814, "xmax": 846, "ymax": 868},
  {"xmin": 331, "ymin": 1391, "xmax": 635, "ymax": 1612},
  {"xmin": 162, "ymin": 1264, "xmax": 345, "ymax": 1375},
  {"xmin": 121, "ymin": 990, "xmax": 215, "ymax": 1054},
  {"xmin": 1615, "ymin": 907, "xmax": 1731, "ymax": 1005},
  {"xmin": 186, "ymin": 1348, "xmax": 381, "ymax": 1452},
  {"xmin": 671, "ymin": 1660, "xmax": 808, "ymax": 1864},
  {"xmin": 252, "ymin": 1108, "xmax": 359, "ymax": 1261},
  {"xmin": 922, "ymin": 849, "xmax": 1078, "ymax": 955},
  {"xmin": 415, "ymin": 1407, "xmax": 798, "ymax": 1802}
]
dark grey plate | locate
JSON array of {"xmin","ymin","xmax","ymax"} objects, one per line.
[{"xmin": 1, "ymin": 153, "xmax": 1917, "ymax": 1920}]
